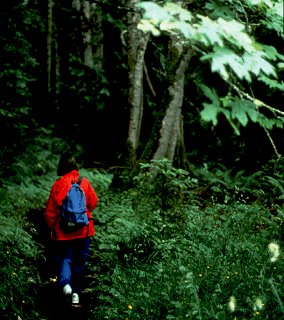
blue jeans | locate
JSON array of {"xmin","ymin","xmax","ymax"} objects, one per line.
[{"xmin": 56, "ymin": 237, "xmax": 91, "ymax": 294}]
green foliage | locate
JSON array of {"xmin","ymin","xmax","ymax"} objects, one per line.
[
  {"xmin": 1, "ymin": 152, "xmax": 284, "ymax": 319},
  {"xmin": 89, "ymin": 161, "xmax": 284, "ymax": 319},
  {"xmin": 0, "ymin": 138, "xmax": 115, "ymax": 319},
  {"xmin": 0, "ymin": 1, "xmax": 45, "ymax": 165},
  {"xmin": 134, "ymin": 159, "xmax": 199, "ymax": 209},
  {"xmin": 137, "ymin": 1, "xmax": 280, "ymax": 80},
  {"xmin": 69, "ymin": 58, "xmax": 110, "ymax": 111},
  {"xmin": 247, "ymin": 0, "xmax": 284, "ymax": 35},
  {"xmin": 79, "ymin": 168, "xmax": 113, "ymax": 194},
  {"xmin": 0, "ymin": 215, "xmax": 42, "ymax": 320},
  {"xmin": 0, "ymin": 141, "xmax": 60, "ymax": 318},
  {"xmin": 198, "ymin": 83, "xmax": 284, "ymax": 134},
  {"xmin": 137, "ymin": 1, "xmax": 284, "ymax": 134}
]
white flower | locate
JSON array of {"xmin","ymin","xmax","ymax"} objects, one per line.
[
  {"xmin": 228, "ymin": 296, "xmax": 236, "ymax": 312},
  {"xmin": 253, "ymin": 298, "xmax": 264, "ymax": 311},
  {"xmin": 268, "ymin": 242, "xmax": 280, "ymax": 262}
]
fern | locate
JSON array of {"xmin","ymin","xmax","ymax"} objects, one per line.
[{"xmin": 0, "ymin": 215, "xmax": 41, "ymax": 319}]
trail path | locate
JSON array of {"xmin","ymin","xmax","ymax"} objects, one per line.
[{"xmin": 42, "ymin": 282, "xmax": 93, "ymax": 320}]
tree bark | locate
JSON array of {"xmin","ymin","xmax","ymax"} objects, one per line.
[
  {"xmin": 72, "ymin": 0, "xmax": 103, "ymax": 69},
  {"xmin": 127, "ymin": 0, "xmax": 150, "ymax": 167},
  {"xmin": 82, "ymin": 1, "xmax": 93, "ymax": 68},
  {"xmin": 149, "ymin": 38, "xmax": 192, "ymax": 175},
  {"xmin": 47, "ymin": 0, "xmax": 53, "ymax": 94}
]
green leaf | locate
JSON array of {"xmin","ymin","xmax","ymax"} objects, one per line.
[
  {"xmin": 230, "ymin": 99, "xmax": 258, "ymax": 126},
  {"xmin": 163, "ymin": 3, "xmax": 193, "ymax": 22},
  {"xmin": 0, "ymin": 109, "xmax": 17, "ymax": 118},
  {"xmin": 137, "ymin": 2, "xmax": 173, "ymax": 23},
  {"xmin": 231, "ymin": 103, "xmax": 249, "ymax": 127},
  {"xmin": 243, "ymin": 51, "xmax": 276, "ymax": 77},
  {"xmin": 259, "ymin": 76, "xmax": 284, "ymax": 91},
  {"xmin": 199, "ymin": 85, "xmax": 221, "ymax": 125},
  {"xmin": 262, "ymin": 45, "xmax": 279, "ymax": 61},
  {"xmin": 137, "ymin": 19, "xmax": 161, "ymax": 36},
  {"xmin": 197, "ymin": 15, "xmax": 224, "ymax": 47},
  {"xmin": 201, "ymin": 47, "xmax": 249, "ymax": 80},
  {"xmin": 200, "ymin": 103, "xmax": 220, "ymax": 125},
  {"xmin": 219, "ymin": 19, "xmax": 253, "ymax": 52},
  {"xmin": 199, "ymin": 84, "xmax": 220, "ymax": 106},
  {"xmin": 160, "ymin": 21, "xmax": 195, "ymax": 38},
  {"xmin": 260, "ymin": 117, "xmax": 275, "ymax": 129},
  {"xmin": 205, "ymin": 1, "xmax": 234, "ymax": 18}
]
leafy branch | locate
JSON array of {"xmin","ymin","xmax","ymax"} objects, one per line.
[{"xmin": 137, "ymin": 1, "xmax": 284, "ymax": 137}]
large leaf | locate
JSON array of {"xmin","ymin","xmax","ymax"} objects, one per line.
[
  {"xmin": 137, "ymin": 1, "xmax": 284, "ymax": 132},
  {"xmin": 136, "ymin": 2, "xmax": 173, "ymax": 23},
  {"xmin": 196, "ymin": 15, "xmax": 224, "ymax": 47},
  {"xmin": 243, "ymin": 51, "xmax": 277, "ymax": 77},
  {"xmin": 205, "ymin": 1, "xmax": 235, "ymax": 18},
  {"xmin": 163, "ymin": 2, "xmax": 193, "ymax": 22},
  {"xmin": 138, "ymin": 19, "xmax": 161, "ymax": 36},
  {"xmin": 201, "ymin": 47, "xmax": 249, "ymax": 80},
  {"xmin": 230, "ymin": 99, "xmax": 258, "ymax": 126},
  {"xmin": 138, "ymin": 1, "xmax": 279, "ymax": 83},
  {"xmin": 160, "ymin": 21, "xmax": 196, "ymax": 38},
  {"xmin": 259, "ymin": 76, "xmax": 284, "ymax": 91},
  {"xmin": 216, "ymin": 18, "xmax": 254, "ymax": 52},
  {"xmin": 199, "ymin": 85, "xmax": 221, "ymax": 125}
]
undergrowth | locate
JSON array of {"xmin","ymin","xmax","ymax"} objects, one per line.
[
  {"xmin": 0, "ymin": 142, "xmax": 113, "ymax": 320},
  {"xmin": 0, "ymin": 153, "xmax": 283, "ymax": 319},
  {"xmin": 90, "ymin": 159, "xmax": 284, "ymax": 319}
]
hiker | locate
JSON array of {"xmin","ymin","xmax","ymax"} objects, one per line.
[{"xmin": 45, "ymin": 152, "xmax": 98, "ymax": 304}]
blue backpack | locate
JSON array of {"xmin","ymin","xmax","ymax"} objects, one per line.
[{"xmin": 60, "ymin": 176, "xmax": 89, "ymax": 232}]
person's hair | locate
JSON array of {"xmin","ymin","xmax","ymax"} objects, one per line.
[{"xmin": 57, "ymin": 152, "xmax": 79, "ymax": 176}]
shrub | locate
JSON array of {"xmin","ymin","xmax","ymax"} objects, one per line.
[
  {"xmin": 0, "ymin": 215, "xmax": 42, "ymax": 320},
  {"xmin": 88, "ymin": 164, "xmax": 284, "ymax": 320}
]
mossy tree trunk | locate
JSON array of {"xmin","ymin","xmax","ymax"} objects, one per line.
[
  {"xmin": 152, "ymin": 40, "xmax": 191, "ymax": 163},
  {"xmin": 47, "ymin": 0, "xmax": 53, "ymax": 95},
  {"xmin": 141, "ymin": 37, "xmax": 192, "ymax": 173},
  {"xmin": 127, "ymin": 0, "xmax": 150, "ymax": 168}
]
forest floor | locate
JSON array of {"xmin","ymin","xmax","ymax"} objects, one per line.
[{"xmin": 39, "ymin": 276, "xmax": 97, "ymax": 320}]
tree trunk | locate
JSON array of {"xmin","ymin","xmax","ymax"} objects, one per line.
[
  {"xmin": 127, "ymin": 0, "xmax": 150, "ymax": 167},
  {"xmin": 83, "ymin": 1, "xmax": 93, "ymax": 68},
  {"xmin": 72, "ymin": 0, "xmax": 103, "ymax": 69},
  {"xmin": 146, "ymin": 38, "xmax": 192, "ymax": 176},
  {"xmin": 47, "ymin": 0, "xmax": 53, "ymax": 94}
]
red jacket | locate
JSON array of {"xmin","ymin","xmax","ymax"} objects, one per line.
[{"xmin": 45, "ymin": 170, "xmax": 98, "ymax": 240}]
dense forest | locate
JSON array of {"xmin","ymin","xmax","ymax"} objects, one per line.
[{"xmin": 0, "ymin": 0, "xmax": 283, "ymax": 319}]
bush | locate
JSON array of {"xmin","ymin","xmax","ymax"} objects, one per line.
[
  {"xmin": 1, "ymin": 155, "xmax": 283, "ymax": 319},
  {"xmin": 0, "ymin": 215, "xmax": 42, "ymax": 320},
  {"xmin": 88, "ymin": 164, "xmax": 284, "ymax": 320}
]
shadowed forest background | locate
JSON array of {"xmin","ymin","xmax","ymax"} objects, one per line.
[{"xmin": 0, "ymin": 0, "xmax": 283, "ymax": 319}]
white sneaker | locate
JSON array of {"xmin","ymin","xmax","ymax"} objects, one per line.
[
  {"xmin": 63, "ymin": 284, "xmax": 72, "ymax": 295},
  {"xmin": 72, "ymin": 293, "xmax": 79, "ymax": 304}
]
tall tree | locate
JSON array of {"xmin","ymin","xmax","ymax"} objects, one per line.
[
  {"xmin": 151, "ymin": 36, "xmax": 192, "ymax": 166},
  {"xmin": 135, "ymin": 0, "xmax": 284, "ymax": 168},
  {"xmin": 127, "ymin": 0, "xmax": 150, "ymax": 167},
  {"xmin": 47, "ymin": 0, "xmax": 53, "ymax": 94},
  {"xmin": 0, "ymin": 0, "xmax": 44, "ymax": 173},
  {"xmin": 72, "ymin": 0, "xmax": 104, "ymax": 69}
]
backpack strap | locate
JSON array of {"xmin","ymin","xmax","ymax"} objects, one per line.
[{"xmin": 76, "ymin": 176, "xmax": 83, "ymax": 185}]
